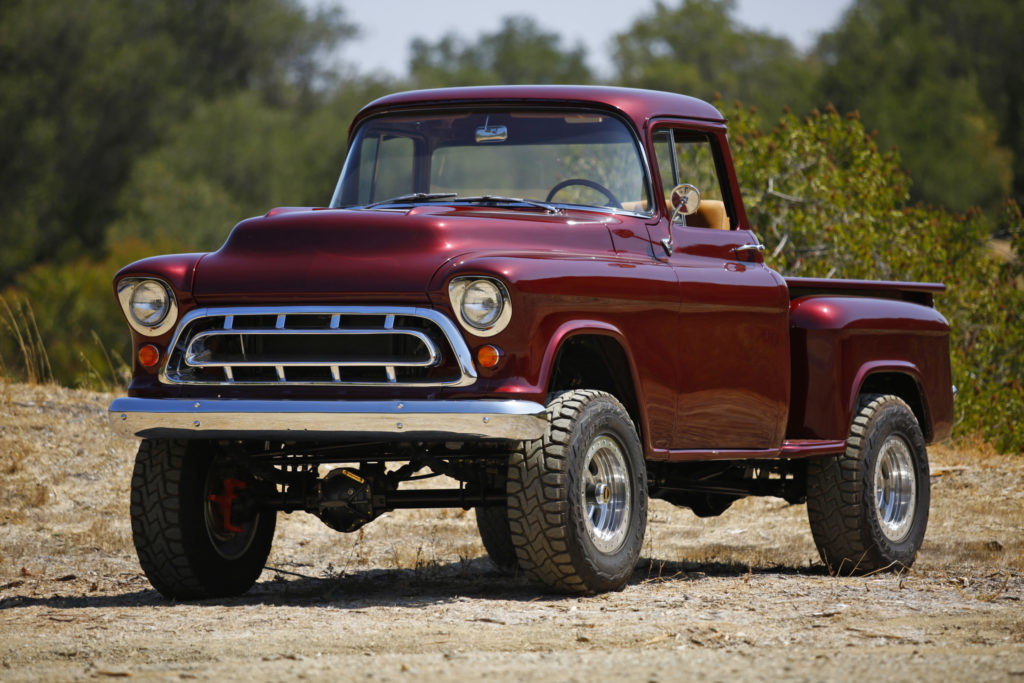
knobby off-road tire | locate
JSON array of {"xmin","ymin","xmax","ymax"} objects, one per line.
[
  {"xmin": 130, "ymin": 439, "xmax": 276, "ymax": 600},
  {"xmin": 806, "ymin": 394, "xmax": 930, "ymax": 573},
  {"xmin": 475, "ymin": 505, "xmax": 519, "ymax": 571},
  {"xmin": 507, "ymin": 390, "xmax": 647, "ymax": 594}
]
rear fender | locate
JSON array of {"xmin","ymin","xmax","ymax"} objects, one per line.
[{"xmin": 787, "ymin": 296, "xmax": 952, "ymax": 443}]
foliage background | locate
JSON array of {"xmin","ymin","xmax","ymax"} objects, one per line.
[{"xmin": 1, "ymin": 0, "xmax": 1020, "ymax": 451}]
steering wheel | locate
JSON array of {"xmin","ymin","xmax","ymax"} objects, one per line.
[{"xmin": 545, "ymin": 178, "xmax": 623, "ymax": 209}]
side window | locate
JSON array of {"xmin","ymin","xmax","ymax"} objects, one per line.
[
  {"xmin": 356, "ymin": 136, "xmax": 379, "ymax": 204},
  {"xmin": 652, "ymin": 128, "xmax": 732, "ymax": 230},
  {"xmin": 653, "ymin": 130, "xmax": 676, "ymax": 208},
  {"xmin": 355, "ymin": 135, "xmax": 414, "ymax": 204},
  {"xmin": 674, "ymin": 138, "xmax": 722, "ymax": 202}
]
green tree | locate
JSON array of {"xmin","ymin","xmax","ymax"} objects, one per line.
[
  {"xmin": 0, "ymin": 0, "xmax": 354, "ymax": 283},
  {"xmin": 0, "ymin": 0, "xmax": 373, "ymax": 385},
  {"xmin": 817, "ymin": 0, "xmax": 1018, "ymax": 212},
  {"xmin": 108, "ymin": 80, "xmax": 393, "ymax": 253},
  {"xmin": 727, "ymin": 101, "xmax": 1024, "ymax": 452},
  {"xmin": 612, "ymin": 0, "xmax": 819, "ymax": 117},
  {"xmin": 1, "ymin": 240, "xmax": 158, "ymax": 389},
  {"xmin": 409, "ymin": 16, "xmax": 592, "ymax": 88}
]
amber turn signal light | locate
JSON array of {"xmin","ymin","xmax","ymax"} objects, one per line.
[
  {"xmin": 138, "ymin": 344, "xmax": 161, "ymax": 368},
  {"xmin": 476, "ymin": 344, "xmax": 502, "ymax": 369}
]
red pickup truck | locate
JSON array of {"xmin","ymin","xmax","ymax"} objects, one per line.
[{"xmin": 109, "ymin": 86, "xmax": 954, "ymax": 599}]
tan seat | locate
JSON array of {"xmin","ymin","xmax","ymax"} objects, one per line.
[
  {"xmin": 622, "ymin": 197, "xmax": 729, "ymax": 230},
  {"xmin": 660, "ymin": 197, "xmax": 730, "ymax": 230},
  {"xmin": 619, "ymin": 199, "xmax": 649, "ymax": 213},
  {"xmin": 687, "ymin": 199, "xmax": 730, "ymax": 230}
]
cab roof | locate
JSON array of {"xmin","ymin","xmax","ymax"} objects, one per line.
[{"xmin": 351, "ymin": 85, "xmax": 726, "ymax": 136}]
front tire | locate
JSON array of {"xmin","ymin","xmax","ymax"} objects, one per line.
[
  {"xmin": 507, "ymin": 390, "xmax": 647, "ymax": 594},
  {"xmin": 806, "ymin": 394, "xmax": 930, "ymax": 573},
  {"xmin": 475, "ymin": 505, "xmax": 519, "ymax": 571},
  {"xmin": 130, "ymin": 439, "xmax": 276, "ymax": 599}
]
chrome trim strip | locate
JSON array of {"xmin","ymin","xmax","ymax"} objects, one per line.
[
  {"xmin": 183, "ymin": 328, "xmax": 439, "ymax": 368},
  {"xmin": 160, "ymin": 305, "xmax": 478, "ymax": 388},
  {"xmin": 109, "ymin": 397, "xmax": 547, "ymax": 441}
]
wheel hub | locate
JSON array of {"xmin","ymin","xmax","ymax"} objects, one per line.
[
  {"xmin": 204, "ymin": 471, "xmax": 260, "ymax": 560},
  {"xmin": 873, "ymin": 435, "xmax": 917, "ymax": 543},
  {"xmin": 207, "ymin": 478, "xmax": 247, "ymax": 534},
  {"xmin": 581, "ymin": 434, "xmax": 631, "ymax": 553}
]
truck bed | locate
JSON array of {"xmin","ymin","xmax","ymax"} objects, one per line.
[{"xmin": 786, "ymin": 277, "xmax": 945, "ymax": 308}]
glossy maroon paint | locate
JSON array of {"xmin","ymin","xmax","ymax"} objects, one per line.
[
  {"xmin": 353, "ymin": 85, "xmax": 726, "ymax": 135},
  {"xmin": 114, "ymin": 253, "xmax": 204, "ymax": 381},
  {"xmin": 112, "ymin": 86, "xmax": 955, "ymax": 458},
  {"xmin": 787, "ymin": 294, "xmax": 953, "ymax": 442},
  {"xmin": 192, "ymin": 206, "xmax": 617, "ymax": 301}
]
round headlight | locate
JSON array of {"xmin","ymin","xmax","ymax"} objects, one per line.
[
  {"xmin": 129, "ymin": 280, "xmax": 171, "ymax": 327},
  {"xmin": 461, "ymin": 280, "xmax": 503, "ymax": 329},
  {"xmin": 448, "ymin": 276, "xmax": 512, "ymax": 337},
  {"xmin": 117, "ymin": 277, "xmax": 178, "ymax": 336}
]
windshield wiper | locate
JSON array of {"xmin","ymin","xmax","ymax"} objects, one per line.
[
  {"xmin": 361, "ymin": 192, "xmax": 561, "ymax": 214},
  {"xmin": 362, "ymin": 192, "xmax": 457, "ymax": 209},
  {"xmin": 456, "ymin": 195, "xmax": 562, "ymax": 214}
]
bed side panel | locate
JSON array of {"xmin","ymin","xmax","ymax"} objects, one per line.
[{"xmin": 788, "ymin": 296, "xmax": 952, "ymax": 442}]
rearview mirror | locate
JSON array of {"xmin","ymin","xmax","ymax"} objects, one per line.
[{"xmin": 475, "ymin": 116, "xmax": 508, "ymax": 143}]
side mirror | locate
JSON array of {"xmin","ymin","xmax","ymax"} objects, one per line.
[
  {"xmin": 669, "ymin": 184, "xmax": 701, "ymax": 223},
  {"xmin": 660, "ymin": 184, "xmax": 701, "ymax": 257}
]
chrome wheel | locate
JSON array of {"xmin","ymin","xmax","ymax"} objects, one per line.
[
  {"xmin": 507, "ymin": 390, "xmax": 647, "ymax": 593},
  {"xmin": 872, "ymin": 434, "xmax": 917, "ymax": 543},
  {"xmin": 807, "ymin": 394, "xmax": 929, "ymax": 573},
  {"xmin": 580, "ymin": 434, "xmax": 632, "ymax": 553}
]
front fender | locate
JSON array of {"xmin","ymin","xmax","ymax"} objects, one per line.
[
  {"xmin": 113, "ymin": 253, "xmax": 206, "ymax": 382},
  {"xmin": 114, "ymin": 253, "xmax": 207, "ymax": 296},
  {"xmin": 430, "ymin": 252, "xmax": 677, "ymax": 453}
]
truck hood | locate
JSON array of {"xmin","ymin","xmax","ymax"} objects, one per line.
[{"xmin": 192, "ymin": 206, "xmax": 619, "ymax": 302}]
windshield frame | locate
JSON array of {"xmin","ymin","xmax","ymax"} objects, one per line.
[{"xmin": 329, "ymin": 104, "xmax": 656, "ymax": 218}]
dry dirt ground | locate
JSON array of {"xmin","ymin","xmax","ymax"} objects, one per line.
[{"xmin": 1, "ymin": 382, "xmax": 1022, "ymax": 682}]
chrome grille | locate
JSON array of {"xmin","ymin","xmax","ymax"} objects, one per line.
[{"xmin": 161, "ymin": 306, "xmax": 476, "ymax": 387}]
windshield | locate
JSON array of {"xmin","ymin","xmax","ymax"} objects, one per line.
[{"xmin": 330, "ymin": 108, "xmax": 652, "ymax": 215}]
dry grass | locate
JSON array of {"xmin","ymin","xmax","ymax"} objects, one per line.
[
  {"xmin": 923, "ymin": 439, "xmax": 1024, "ymax": 574},
  {"xmin": 0, "ymin": 382, "xmax": 129, "ymax": 580},
  {"xmin": 0, "ymin": 381, "xmax": 1021, "ymax": 587},
  {"xmin": 0, "ymin": 296, "xmax": 54, "ymax": 385}
]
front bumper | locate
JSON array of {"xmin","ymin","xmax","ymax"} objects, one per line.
[{"xmin": 109, "ymin": 397, "xmax": 548, "ymax": 441}]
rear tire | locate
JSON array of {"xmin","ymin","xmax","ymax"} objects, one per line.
[
  {"xmin": 130, "ymin": 439, "xmax": 276, "ymax": 599},
  {"xmin": 507, "ymin": 390, "xmax": 647, "ymax": 594},
  {"xmin": 806, "ymin": 394, "xmax": 930, "ymax": 573}
]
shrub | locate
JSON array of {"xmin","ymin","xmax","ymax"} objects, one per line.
[{"xmin": 727, "ymin": 102, "xmax": 1024, "ymax": 453}]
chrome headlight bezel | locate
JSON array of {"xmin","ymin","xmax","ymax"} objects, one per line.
[
  {"xmin": 448, "ymin": 276, "xmax": 512, "ymax": 337},
  {"xmin": 117, "ymin": 278, "xmax": 178, "ymax": 337}
]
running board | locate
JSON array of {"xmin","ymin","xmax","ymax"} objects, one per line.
[{"xmin": 651, "ymin": 439, "xmax": 847, "ymax": 463}]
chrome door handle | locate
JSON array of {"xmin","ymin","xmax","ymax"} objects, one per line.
[{"xmin": 732, "ymin": 244, "xmax": 766, "ymax": 254}]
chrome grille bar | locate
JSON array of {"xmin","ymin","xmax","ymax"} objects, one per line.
[
  {"xmin": 160, "ymin": 305, "xmax": 477, "ymax": 388},
  {"xmin": 183, "ymin": 328, "xmax": 440, "ymax": 367}
]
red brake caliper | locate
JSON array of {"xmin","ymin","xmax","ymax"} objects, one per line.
[{"xmin": 208, "ymin": 479, "xmax": 247, "ymax": 533}]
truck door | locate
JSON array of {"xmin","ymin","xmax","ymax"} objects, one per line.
[{"xmin": 650, "ymin": 125, "xmax": 790, "ymax": 450}]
